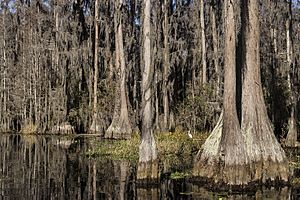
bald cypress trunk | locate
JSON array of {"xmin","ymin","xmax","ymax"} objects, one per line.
[
  {"xmin": 200, "ymin": 0, "xmax": 207, "ymax": 84},
  {"xmin": 285, "ymin": 0, "xmax": 297, "ymax": 147},
  {"xmin": 210, "ymin": 2, "xmax": 220, "ymax": 98},
  {"xmin": 194, "ymin": 0, "xmax": 289, "ymax": 185},
  {"xmin": 137, "ymin": 0, "xmax": 158, "ymax": 181},
  {"xmin": 240, "ymin": 0, "xmax": 289, "ymax": 182},
  {"xmin": 90, "ymin": 0, "xmax": 102, "ymax": 133},
  {"xmin": 1, "ymin": 12, "xmax": 8, "ymax": 131},
  {"xmin": 106, "ymin": 0, "xmax": 132, "ymax": 139},
  {"xmin": 194, "ymin": 0, "xmax": 250, "ymax": 185},
  {"xmin": 162, "ymin": 0, "xmax": 170, "ymax": 132}
]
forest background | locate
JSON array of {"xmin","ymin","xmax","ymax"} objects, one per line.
[{"xmin": 0, "ymin": 0, "xmax": 299, "ymax": 143}]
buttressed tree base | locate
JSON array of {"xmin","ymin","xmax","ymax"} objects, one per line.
[{"xmin": 193, "ymin": 0, "xmax": 289, "ymax": 186}]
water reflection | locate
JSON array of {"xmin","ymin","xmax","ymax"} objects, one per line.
[{"xmin": 0, "ymin": 134, "xmax": 298, "ymax": 199}]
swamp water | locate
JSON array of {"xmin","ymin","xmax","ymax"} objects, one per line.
[{"xmin": 0, "ymin": 134, "xmax": 299, "ymax": 200}]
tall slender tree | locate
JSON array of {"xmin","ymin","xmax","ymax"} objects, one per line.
[
  {"xmin": 162, "ymin": 0, "xmax": 171, "ymax": 131},
  {"xmin": 200, "ymin": 0, "xmax": 207, "ymax": 84},
  {"xmin": 90, "ymin": 0, "xmax": 102, "ymax": 133},
  {"xmin": 210, "ymin": 0, "xmax": 220, "ymax": 98},
  {"xmin": 106, "ymin": 0, "xmax": 132, "ymax": 139},
  {"xmin": 285, "ymin": 0, "xmax": 297, "ymax": 147},
  {"xmin": 137, "ymin": 0, "xmax": 158, "ymax": 180}
]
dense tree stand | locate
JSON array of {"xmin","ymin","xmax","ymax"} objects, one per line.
[{"xmin": 193, "ymin": 0, "xmax": 289, "ymax": 186}]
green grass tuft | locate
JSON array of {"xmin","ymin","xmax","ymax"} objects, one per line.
[
  {"xmin": 86, "ymin": 130, "xmax": 208, "ymax": 162},
  {"xmin": 170, "ymin": 171, "xmax": 190, "ymax": 179}
]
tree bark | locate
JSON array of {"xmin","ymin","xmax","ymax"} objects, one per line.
[
  {"xmin": 106, "ymin": 0, "xmax": 133, "ymax": 139},
  {"xmin": 90, "ymin": 0, "xmax": 102, "ymax": 133},
  {"xmin": 241, "ymin": 0, "xmax": 289, "ymax": 182},
  {"xmin": 285, "ymin": 0, "xmax": 297, "ymax": 147},
  {"xmin": 200, "ymin": 0, "xmax": 207, "ymax": 84},
  {"xmin": 210, "ymin": 2, "xmax": 220, "ymax": 98},
  {"xmin": 1, "ymin": 11, "xmax": 8, "ymax": 131},
  {"xmin": 194, "ymin": 0, "xmax": 289, "ymax": 185},
  {"xmin": 162, "ymin": 0, "xmax": 170, "ymax": 132},
  {"xmin": 137, "ymin": 0, "xmax": 158, "ymax": 181},
  {"xmin": 194, "ymin": 0, "xmax": 250, "ymax": 185}
]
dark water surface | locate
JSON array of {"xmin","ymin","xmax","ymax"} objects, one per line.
[{"xmin": 0, "ymin": 134, "xmax": 299, "ymax": 200}]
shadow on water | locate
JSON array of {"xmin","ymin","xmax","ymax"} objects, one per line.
[{"xmin": 0, "ymin": 134, "xmax": 299, "ymax": 199}]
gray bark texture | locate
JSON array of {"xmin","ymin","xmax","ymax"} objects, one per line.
[
  {"xmin": 285, "ymin": 0, "xmax": 297, "ymax": 147},
  {"xmin": 137, "ymin": 0, "xmax": 159, "ymax": 181},
  {"xmin": 105, "ymin": 0, "xmax": 132, "ymax": 139},
  {"xmin": 194, "ymin": 0, "xmax": 250, "ymax": 185},
  {"xmin": 200, "ymin": 0, "xmax": 207, "ymax": 84},
  {"xmin": 89, "ymin": 0, "xmax": 103, "ymax": 134},
  {"xmin": 194, "ymin": 0, "xmax": 289, "ymax": 185},
  {"xmin": 240, "ymin": 0, "xmax": 289, "ymax": 183}
]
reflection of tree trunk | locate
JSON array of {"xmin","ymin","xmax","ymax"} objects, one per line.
[
  {"xmin": 137, "ymin": 0, "xmax": 158, "ymax": 181},
  {"xmin": 106, "ymin": 0, "xmax": 132, "ymax": 139},
  {"xmin": 93, "ymin": 162, "xmax": 97, "ymax": 200},
  {"xmin": 136, "ymin": 188, "xmax": 159, "ymax": 200},
  {"xmin": 119, "ymin": 161, "xmax": 128, "ymax": 200},
  {"xmin": 241, "ymin": 0, "xmax": 288, "ymax": 182},
  {"xmin": 285, "ymin": 0, "xmax": 297, "ymax": 147}
]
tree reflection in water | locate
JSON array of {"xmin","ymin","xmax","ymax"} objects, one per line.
[{"xmin": 0, "ymin": 134, "xmax": 297, "ymax": 199}]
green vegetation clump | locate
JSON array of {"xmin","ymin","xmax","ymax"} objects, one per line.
[
  {"xmin": 157, "ymin": 129, "xmax": 207, "ymax": 157},
  {"xmin": 170, "ymin": 171, "xmax": 190, "ymax": 179},
  {"xmin": 86, "ymin": 130, "xmax": 208, "ymax": 162},
  {"xmin": 86, "ymin": 133, "xmax": 140, "ymax": 161}
]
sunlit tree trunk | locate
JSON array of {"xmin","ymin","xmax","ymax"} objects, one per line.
[
  {"xmin": 90, "ymin": 0, "xmax": 102, "ymax": 133},
  {"xmin": 137, "ymin": 0, "xmax": 158, "ymax": 181},
  {"xmin": 241, "ymin": 0, "xmax": 289, "ymax": 182},
  {"xmin": 106, "ymin": 0, "xmax": 132, "ymax": 139}
]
